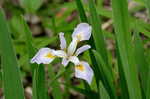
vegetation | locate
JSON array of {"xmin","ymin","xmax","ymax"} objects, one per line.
[{"xmin": 0, "ymin": 0, "xmax": 150, "ymax": 99}]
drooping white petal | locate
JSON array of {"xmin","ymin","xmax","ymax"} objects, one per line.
[
  {"xmin": 59, "ymin": 32, "xmax": 66, "ymax": 50},
  {"xmin": 54, "ymin": 50, "xmax": 67, "ymax": 58},
  {"xmin": 72, "ymin": 23, "xmax": 92, "ymax": 41},
  {"xmin": 67, "ymin": 37, "xmax": 78, "ymax": 56},
  {"xmin": 75, "ymin": 45, "xmax": 91, "ymax": 56},
  {"xmin": 75, "ymin": 61, "xmax": 93, "ymax": 84},
  {"xmin": 62, "ymin": 58, "xmax": 69, "ymax": 67},
  {"xmin": 30, "ymin": 48, "xmax": 56, "ymax": 64},
  {"xmin": 69, "ymin": 56, "xmax": 80, "ymax": 65}
]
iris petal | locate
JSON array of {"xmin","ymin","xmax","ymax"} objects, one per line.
[
  {"xmin": 62, "ymin": 58, "xmax": 69, "ymax": 67},
  {"xmin": 72, "ymin": 23, "xmax": 92, "ymax": 41},
  {"xmin": 54, "ymin": 50, "xmax": 67, "ymax": 58},
  {"xmin": 75, "ymin": 45, "xmax": 91, "ymax": 56},
  {"xmin": 75, "ymin": 61, "xmax": 93, "ymax": 84},
  {"xmin": 30, "ymin": 48, "xmax": 56, "ymax": 64},
  {"xmin": 67, "ymin": 37, "xmax": 78, "ymax": 56},
  {"xmin": 69, "ymin": 56, "xmax": 80, "ymax": 65},
  {"xmin": 59, "ymin": 32, "xmax": 67, "ymax": 50}
]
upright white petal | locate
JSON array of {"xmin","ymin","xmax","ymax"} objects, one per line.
[
  {"xmin": 75, "ymin": 45, "xmax": 91, "ymax": 56},
  {"xmin": 54, "ymin": 50, "xmax": 67, "ymax": 58},
  {"xmin": 59, "ymin": 32, "xmax": 66, "ymax": 50},
  {"xmin": 30, "ymin": 48, "xmax": 56, "ymax": 64},
  {"xmin": 67, "ymin": 37, "xmax": 78, "ymax": 56},
  {"xmin": 75, "ymin": 61, "xmax": 93, "ymax": 84},
  {"xmin": 62, "ymin": 58, "xmax": 69, "ymax": 67},
  {"xmin": 72, "ymin": 23, "xmax": 92, "ymax": 41},
  {"xmin": 69, "ymin": 56, "xmax": 80, "ymax": 65}
]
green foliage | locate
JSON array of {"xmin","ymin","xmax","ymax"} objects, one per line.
[
  {"xmin": 48, "ymin": 64, "xmax": 63, "ymax": 99},
  {"xmin": 112, "ymin": 0, "xmax": 142, "ymax": 99},
  {"xmin": 93, "ymin": 50, "xmax": 116, "ymax": 98},
  {"xmin": 20, "ymin": 0, "xmax": 43, "ymax": 13},
  {"xmin": 99, "ymin": 81, "xmax": 110, "ymax": 99},
  {"xmin": 133, "ymin": 31, "xmax": 149, "ymax": 97},
  {"xmin": 1, "ymin": 0, "xmax": 150, "ymax": 99},
  {"xmin": 0, "ymin": 9, "xmax": 25, "ymax": 99}
]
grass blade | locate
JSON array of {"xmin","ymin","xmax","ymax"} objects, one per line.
[
  {"xmin": 16, "ymin": 15, "xmax": 48, "ymax": 99},
  {"xmin": 112, "ymin": 0, "xmax": 142, "ymax": 99},
  {"xmin": 116, "ymin": 42, "xmax": 129, "ymax": 99},
  {"xmin": 48, "ymin": 64, "xmax": 63, "ymax": 99},
  {"xmin": 63, "ymin": 83, "xmax": 98, "ymax": 99},
  {"xmin": 99, "ymin": 81, "xmax": 110, "ymax": 99},
  {"xmin": 93, "ymin": 50, "xmax": 116, "ymax": 98},
  {"xmin": 33, "ymin": 65, "xmax": 47, "ymax": 99},
  {"xmin": 133, "ymin": 31, "xmax": 149, "ymax": 97},
  {"xmin": 146, "ymin": 70, "xmax": 150, "ymax": 99},
  {"xmin": 0, "ymin": 9, "xmax": 25, "ymax": 99},
  {"xmin": 75, "ymin": 0, "xmax": 88, "ymax": 22},
  {"xmin": 88, "ymin": 0, "xmax": 115, "ymax": 98},
  {"xmin": 89, "ymin": 0, "xmax": 108, "ymax": 65}
]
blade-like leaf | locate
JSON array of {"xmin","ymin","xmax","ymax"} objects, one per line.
[
  {"xmin": 63, "ymin": 83, "xmax": 98, "ymax": 99},
  {"xmin": 133, "ymin": 31, "xmax": 149, "ymax": 97},
  {"xmin": 99, "ymin": 81, "xmax": 110, "ymax": 99},
  {"xmin": 48, "ymin": 64, "xmax": 63, "ymax": 99},
  {"xmin": 116, "ymin": 42, "xmax": 129, "ymax": 99},
  {"xmin": 146, "ymin": 70, "xmax": 150, "ymax": 99},
  {"xmin": 0, "ymin": 9, "xmax": 25, "ymax": 99},
  {"xmin": 17, "ymin": 15, "xmax": 48, "ymax": 99},
  {"xmin": 89, "ymin": 0, "xmax": 108, "ymax": 65},
  {"xmin": 75, "ymin": 0, "xmax": 88, "ymax": 22},
  {"xmin": 33, "ymin": 64, "xmax": 48, "ymax": 99},
  {"xmin": 112, "ymin": 0, "xmax": 142, "ymax": 99},
  {"xmin": 88, "ymin": 1, "xmax": 114, "ymax": 92},
  {"xmin": 93, "ymin": 50, "xmax": 116, "ymax": 98}
]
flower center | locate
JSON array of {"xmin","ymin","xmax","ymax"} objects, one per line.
[
  {"xmin": 45, "ymin": 53, "xmax": 55, "ymax": 58},
  {"xmin": 75, "ymin": 64, "xmax": 84, "ymax": 71}
]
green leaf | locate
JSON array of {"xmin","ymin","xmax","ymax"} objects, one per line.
[
  {"xmin": 0, "ymin": 67, "xmax": 2, "ymax": 87},
  {"xmin": 112, "ymin": 0, "xmax": 142, "ymax": 99},
  {"xmin": 89, "ymin": 0, "xmax": 108, "ymax": 65},
  {"xmin": 16, "ymin": 15, "xmax": 48, "ymax": 99},
  {"xmin": 145, "ymin": 50, "xmax": 150, "ymax": 99},
  {"xmin": 63, "ymin": 65, "xmax": 73, "ymax": 99},
  {"xmin": 116, "ymin": 42, "xmax": 129, "ymax": 99},
  {"xmin": 33, "ymin": 65, "xmax": 48, "ymax": 99},
  {"xmin": 0, "ymin": 9, "xmax": 25, "ymax": 99},
  {"xmin": 143, "ymin": 0, "xmax": 150, "ymax": 16},
  {"xmin": 88, "ymin": 1, "xmax": 110, "ymax": 96},
  {"xmin": 48, "ymin": 64, "xmax": 63, "ymax": 99},
  {"xmin": 49, "ymin": 66, "xmax": 66, "ymax": 86},
  {"xmin": 34, "ymin": 36, "xmax": 58, "ymax": 49},
  {"xmin": 63, "ymin": 83, "xmax": 98, "ymax": 99},
  {"xmin": 133, "ymin": 31, "xmax": 149, "ymax": 97},
  {"xmin": 99, "ymin": 81, "xmax": 110, "ymax": 99},
  {"xmin": 93, "ymin": 50, "xmax": 116, "ymax": 98},
  {"xmin": 75, "ymin": 0, "xmax": 88, "ymax": 22},
  {"xmin": 146, "ymin": 70, "xmax": 150, "ymax": 99},
  {"xmin": 20, "ymin": 0, "xmax": 43, "ymax": 13}
]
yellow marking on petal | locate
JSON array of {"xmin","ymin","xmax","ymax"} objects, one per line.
[
  {"xmin": 75, "ymin": 64, "xmax": 84, "ymax": 71},
  {"xmin": 76, "ymin": 34, "xmax": 82, "ymax": 41},
  {"xmin": 45, "ymin": 53, "xmax": 55, "ymax": 58}
]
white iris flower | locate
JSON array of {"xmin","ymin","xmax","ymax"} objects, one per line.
[{"xmin": 30, "ymin": 23, "xmax": 94, "ymax": 84}]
